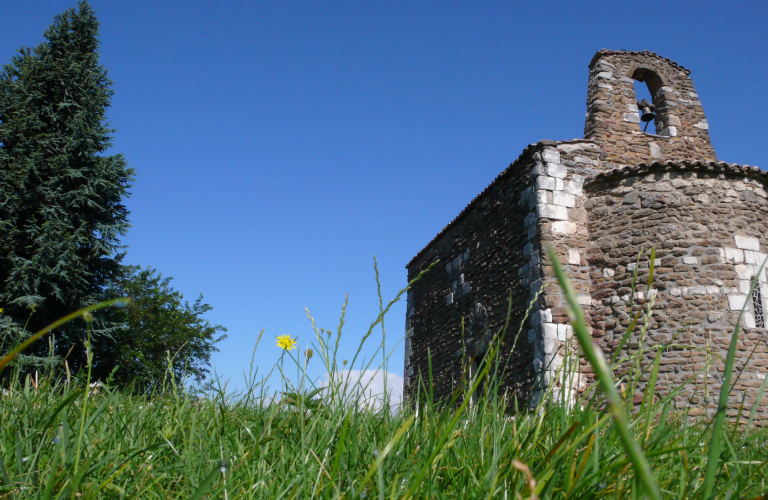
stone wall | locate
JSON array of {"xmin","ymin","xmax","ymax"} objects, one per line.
[
  {"xmin": 585, "ymin": 163, "xmax": 768, "ymax": 418},
  {"xmin": 404, "ymin": 144, "xmax": 544, "ymax": 403},
  {"xmin": 584, "ymin": 50, "xmax": 717, "ymax": 166}
]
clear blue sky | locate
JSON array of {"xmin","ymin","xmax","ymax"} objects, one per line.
[{"xmin": 2, "ymin": 1, "xmax": 766, "ymax": 396}]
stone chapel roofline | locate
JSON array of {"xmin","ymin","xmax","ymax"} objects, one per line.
[
  {"xmin": 406, "ymin": 139, "xmax": 584, "ymax": 268},
  {"xmin": 407, "ymin": 139, "xmax": 765, "ymax": 268},
  {"xmin": 587, "ymin": 160, "xmax": 765, "ymax": 185},
  {"xmin": 589, "ymin": 49, "xmax": 691, "ymax": 75},
  {"xmin": 406, "ymin": 141, "xmax": 542, "ymax": 268}
]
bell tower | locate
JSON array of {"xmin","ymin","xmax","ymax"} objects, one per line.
[{"xmin": 584, "ymin": 50, "xmax": 717, "ymax": 166}]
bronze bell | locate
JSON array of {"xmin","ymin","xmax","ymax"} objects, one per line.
[{"xmin": 637, "ymin": 99, "xmax": 655, "ymax": 123}]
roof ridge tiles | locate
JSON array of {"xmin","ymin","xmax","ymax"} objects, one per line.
[
  {"xmin": 589, "ymin": 161, "xmax": 765, "ymax": 182},
  {"xmin": 591, "ymin": 49, "xmax": 691, "ymax": 75},
  {"xmin": 406, "ymin": 141, "xmax": 549, "ymax": 267}
]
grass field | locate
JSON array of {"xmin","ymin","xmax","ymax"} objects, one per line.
[{"xmin": 1, "ymin": 253, "xmax": 768, "ymax": 499}]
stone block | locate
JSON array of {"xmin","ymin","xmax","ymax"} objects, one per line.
[
  {"xmin": 626, "ymin": 103, "xmax": 638, "ymax": 112},
  {"xmin": 728, "ymin": 294, "xmax": 747, "ymax": 311},
  {"xmin": 744, "ymin": 311, "xmax": 756, "ymax": 329},
  {"xmin": 568, "ymin": 248, "xmax": 580, "ymax": 265},
  {"xmin": 573, "ymin": 155, "xmax": 596, "ymax": 165},
  {"xmin": 536, "ymin": 190, "xmax": 548, "ymax": 204},
  {"xmin": 735, "ymin": 235, "xmax": 760, "ymax": 251},
  {"xmin": 756, "ymin": 253, "xmax": 768, "ymax": 266},
  {"xmin": 528, "ymin": 194, "xmax": 537, "ymax": 210},
  {"xmin": 543, "ymin": 322, "xmax": 558, "ymax": 337},
  {"xmin": 695, "ymin": 121, "xmax": 709, "ymax": 130},
  {"xmin": 649, "ymin": 142, "xmax": 662, "ymax": 159},
  {"xmin": 406, "ymin": 328, "xmax": 414, "ymax": 338},
  {"xmin": 530, "ymin": 163, "xmax": 546, "ymax": 178},
  {"xmin": 557, "ymin": 324, "xmax": 571, "ymax": 341},
  {"xmin": 745, "ymin": 251, "xmax": 757, "ymax": 265},
  {"xmin": 537, "ymin": 204, "xmax": 557, "ymax": 219},
  {"xmin": 553, "ymin": 191, "xmax": 576, "ymax": 207},
  {"xmin": 536, "ymin": 175, "xmax": 555, "ymax": 191},
  {"xmin": 565, "ymin": 180, "xmax": 583, "ymax": 196},
  {"xmin": 527, "ymin": 329, "xmax": 536, "ymax": 343},
  {"xmin": 546, "ymin": 162, "xmax": 567, "ymax": 179},
  {"xmin": 446, "ymin": 293, "xmax": 454, "ymax": 305},
  {"xmin": 541, "ymin": 148, "xmax": 560, "ymax": 164},
  {"xmin": 445, "ymin": 262, "xmax": 452, "ymax": 274},
  {"xmin": 736, "ymin": 264, "xmax": 753, "ymax": 280},
  {"xmin": 542, "ymin": 308, "xmax": 553, "ymax": 323},
  {"xmin": 552, "ymin": 221, "xmax": 578, "ymax": 234},
  {"xmin": 667, "ymin": 114, "xmax": 681, "ymax": 126},
  {"xmin": 659, "ymin": 126, "xmax": 677, "ymax": 137},
  {"xmin": 533, "ymin": 358, "xmax": 543, "ymax": 372},
  {"xmin": 462, "ymin": 282, "xmax": 471, "ymax": 295},
  {"xmin": 545, "ymin": 353, "xmax": 562, "ymax": 371},
  {"xmin": 543, "ymin": 335, "xmax": 556, "ymax": 354},
  {"xmin": 725, "ymin": 247, "xmax": 744, "ymax": 264},
  {"xmin": 597, "ymin": 71, "xmax": 613, "ymax": 79},
  {"xmin": 623, "ymin": 112, "xmax": 640, "ymax": 123},
  {"xmin": 577, "ymin": 295, "xmax": 591, "ymax": 305},
  {"xmin": 739, "ymin": 280, "xmax": 750, "ymax": 294},
  {"xmin": 523, "ymin": 242, "xmax": 533, "ymax": 258},
  {"xmin": 524, "ymin": 212, "xmax": 536, "ymax": 227},
  {"xmin": 623, "ymin": 192, "xmax": 639, "ymax": 205},
  {"xmin": 682, "ymin": 256, "xmax": 698, "ymax": 265},
  {"xmin": 555, "ymin": 178, "xmax": 564, "ymax": 191},
  {"xmin": 693, "ymin": 193, "xmax": 709, "ymax": 204},
  {"xmin": 603, "ymin": 268, "xmax": 614, "ymax": 278},
  {"xmin": 529, "ymin": 251, "xmax": 540, "ymax": 267},
  {"xmin": 406, "ymin": 366, "xmax": 414, "ymax": 376}
]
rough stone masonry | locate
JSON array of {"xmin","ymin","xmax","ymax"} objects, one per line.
[{"xmin": 404, "ymin": 50, "xmax": 768, "ymax": 421}]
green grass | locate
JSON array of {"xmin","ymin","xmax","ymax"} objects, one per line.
[{"xmin": 1, "ymin": 257, "xmax": 768, "ymax": 499}]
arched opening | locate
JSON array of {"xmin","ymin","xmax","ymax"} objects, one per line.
[
  {"xmin": 631, "ymin": 67, "xmax": 665, "ymax": 135},
  {"xmin": 633, "ymin": 79, "xmax": 656, "ymax": 133}
]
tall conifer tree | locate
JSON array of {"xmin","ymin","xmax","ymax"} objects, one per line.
[{"xmin": 0, "ymin": 1, "xmax": 133, "ymax": 367}]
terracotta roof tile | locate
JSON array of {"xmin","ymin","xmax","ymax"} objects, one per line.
[
  {"xmin": 589, "ymin": 49, "xmax": 691, "ymax": 75},
  {"xmin": 588, "ymin": 160, "xmax": 765, "ymax": 183}
]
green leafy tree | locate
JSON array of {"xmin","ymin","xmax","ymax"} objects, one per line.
[
  {"xmin": 0, "ymin": 2, "xmax": 133, "ymax": 368},
  {"xmin": 93, "ymin": 266, "xmax": 227, "ymax": 391}
]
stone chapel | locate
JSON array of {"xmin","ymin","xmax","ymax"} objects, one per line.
[{"xmin": 404, "ymin": 50, "xmax": 768, "ymax": 418}]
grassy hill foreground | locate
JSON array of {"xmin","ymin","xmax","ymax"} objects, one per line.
[{"xmin": 2, "ymin": 258, "xmax": 768, "ymax": 499}]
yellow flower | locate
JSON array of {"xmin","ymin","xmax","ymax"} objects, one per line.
[
  {"xmin": 276, "ymin": 335, "xmax": 297, "ymax": 351},
  {"xmin": 0, "ymin": 308, "xmax": 3, "ymax": 314}
]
